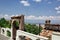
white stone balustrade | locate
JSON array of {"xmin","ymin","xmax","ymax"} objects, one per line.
[
  {"xmin": 0, "ymin": 27, "xmax": 48, "ymax": 40},
  {"xmin": 1, "ymin": 27, "xmax": 12, "ymax": 38},
  {"xmin": 16, "ymin": 30, "xmax": 48, "ymax": 40},
  {"xmin": 52, "ymin": 32, "xmax": 60, "ymax": 40}
]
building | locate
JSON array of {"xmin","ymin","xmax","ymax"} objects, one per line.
[
  {"xmin": 40, "ymin": 20, "xmax": 60, "ymax": 40},
  {"xmin": 45, "ymin": 20, "xmax": 60, "ymax": 32}
]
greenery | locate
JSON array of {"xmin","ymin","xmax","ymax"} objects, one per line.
[
  {"xmin": 24, "ymin": 24, "xmax": 42, "ymax": 35},
  {"xmin": 0, "ymin": 18, "xmax": 19, "ymax": 28},
  {"xmin": 7, "ymin": 31, "xmax": 11, "ymax": 37},
  {"xmin": 0, "ymin": 18, "xmax": 11, "ymax": 28}
]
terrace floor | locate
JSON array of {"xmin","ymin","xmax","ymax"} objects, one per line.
[{"xmin": 0, "ymin": 34, "xmax": 9, "ymax": 40}]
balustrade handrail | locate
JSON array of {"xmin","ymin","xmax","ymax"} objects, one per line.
[
  {"xmin": 17, "ymin": 30, "xmax": 48, "ymax": 40},
  {"xmin": 1, "ymin": 27, "xmax": 12, "ymax": 38}
]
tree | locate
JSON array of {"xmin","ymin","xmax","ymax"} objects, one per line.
[
  {"xmin": 24, "ymin": 24, "xmax": 42, "ymax": 35},
  {"xmin": 0, "ymin": 18, "xmax": 19, "ymax": 28},
  {"xmin": 0, "ymin": 18, "xmax": 11, "ymax": 28}
]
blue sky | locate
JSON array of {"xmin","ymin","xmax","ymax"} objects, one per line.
[{"xmin": 0, "ymin": 0, "xmax": 60, "ymax": 23}]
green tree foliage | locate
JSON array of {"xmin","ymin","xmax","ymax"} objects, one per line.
[
  {"xmin": 0, "ymin": 18, "xmax": 19, "ymax": 28},
  {"xmin": 13, "ymin": 21, "xmax": 19, "ymax": 27},
  {"xmin": 7, "ymin": 31, "xmax": 11, "ymax": 37},
  {"xmin": 24, "ymin": 24, "xmax": 42, "ymax": 35},
  {"xmin": 0, "ymin": 18, "xmax": 11, "ymax": 28}
]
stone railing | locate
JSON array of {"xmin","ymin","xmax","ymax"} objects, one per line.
[
  {"xmin": 0, "ymin": 27, "xmax": 48, "ymax": 40},
  {"xmin": 52, "ymin": 32, "xmax": 60, "ymax": 40},
  {"xmin": 1, "ymin": 27, "xmax": 12, "ymax": 38},
  {"xmin": 16, "ymin": 30, "xmax": 48, "ymax": 40}
]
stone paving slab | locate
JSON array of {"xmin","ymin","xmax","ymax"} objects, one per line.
[{"xmin": 0, "ymin": 34, "xmax": 9, "ymax": 40}]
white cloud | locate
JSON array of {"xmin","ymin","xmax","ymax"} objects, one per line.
[
  {"xmin": 55, "ymin": 6, "xmax": 60, "ymax": 10},
  {"xmin": 4, "ymin": 14, "xmax": 8, "ymax": 17},
  {"xmin": 25, "ymin": 15, "xmax": 60, "ymax": 20},
  {"xmin": 55, "ymin": 6, "xmax": 60, "ymax": 14},
  {"xmin": 0, "ymin": 14, "xmax": 19, "ymax": 19},
  {"xmin": 20, "ymin": 0, "xmax": 28, "ymax": 4},
  {"xmin": 48, "ymin": 2, "xmax": 52, "ymax": 4},
  {"xmin": 57, "ymin": 11, "xmax": 60, "ymax": 13},
  {"xmin": 33, "ymin": 0, "xmax": 42, "ymax": 2},
  {"xmin": 24, "ymin": 3, "xmax": 30, "ymax": 6},
  {"xmin": 0, "ymin": 15, "xmax": 60, "ymax": 20},
  {"xmin": 25, "ymin": 15, "xmax": 36, "ymax": 20},
  {"xmin": 20, "ymin": 0, "xmax": 30, "ymax": 6},
  {"xmin": 2, "ymin": 14, "xmax": 10, "ymax": 19},
  {"xmin": 55, "ymin": 7, "xmax": 59, "ymax": 10}
]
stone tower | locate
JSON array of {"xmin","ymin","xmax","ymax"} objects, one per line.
[
  {"xmin": 45, "ymin": 20, "xmax": 51, "ymax": 24},
  {"xmin": 45, "ymin": 20, "xmax": 51, "ymax": 30}
]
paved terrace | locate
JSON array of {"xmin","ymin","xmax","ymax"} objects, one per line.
[{"xmin": 0, "ymin": 34, "xmax": 9, "ymax": 40}]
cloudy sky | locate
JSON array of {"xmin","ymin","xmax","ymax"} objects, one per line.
[{"xmin": 0, "ymin": 0, "xmax": 60, "ymax": 23}]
